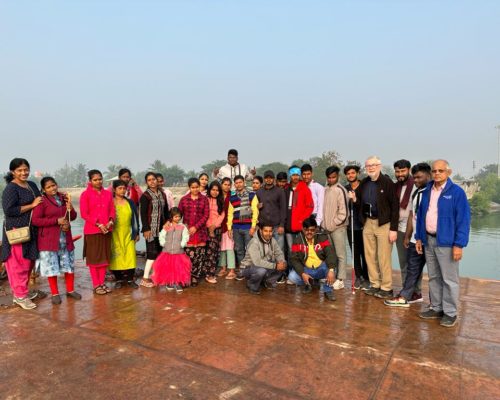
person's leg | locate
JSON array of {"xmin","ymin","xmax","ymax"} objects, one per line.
[
  {"xmin": 399, "ymin": 243, "xmax": 426, "ymax": 300},
  {"xmin": 396, "ymin": 231, "xmax": 408, "ymax": 287},
  {"xmin": 246, "ymin": 266, "xmax": 267, "ymax": 292},
  {"xmin": 88, "ymin": 266, "xmax": 101, "ymax": 288},
  {"xmin": 347, "ymin": 227, "xmax": 361, "ymax": 279},
  {"xmin": 362, "ymin": 220, "xmax": 380, "ymax": 288},
  {"xmin": 287, "ymin": 268, "xmax": 305, "ymax": 286},
  {"xmin": 264, "ymin": 269, "xmax": 282, "ymax": 288},
  {"xmin": 272, "ymin": 227, "xmax": 286, "ymax": 254},
  {"xmin": 4, "ymin": 244, "xmax": 32, "ymax": 299},
  {"xmin": 47, "ymin": 276, "xmax": 59, "ymax": 295},
  {"xmin": 233, "ymin": 229, "xmax": 246, "ymax": 266},
  {"xmin": 435, "ymin": 245, "xmax": 460, "ymax": 318},
  {"xmin": 98, "ymin": 266, "xmax": 107, "ymax": 287},
  {"xmin": 375, "ymin": 222, "xmax": 393, "ymax": 292},
  {"xmin": 331, "ymin": 227, "xmax": 347, "ymax": 281},
  {"xmin": 357, "ymin": 229, "xmax": 369, "ymax": 280},
  {"xmin": 425, "ymin": 236, "xmax": 443, "ymax": 312},
  {"xmin": 311, "ymin": 263, "xmax": 332, "ymax": 294},
  {"xmin": 64, "ymin": 272, "xmax": 76, "ymax": 292}
]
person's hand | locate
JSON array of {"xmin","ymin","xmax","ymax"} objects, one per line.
[
  {"xmin": 163, "ymin": 221, "xmax": 172, "ymax": 230},
  {"xmin": 403, "ymin": 236, "xmax": 410, "ymax": 248},
  {"xmin": 213, "ymin": 167, "xmax": 220, "ymax": 177},
  {"xmin": 57, "ymin": 217, "xmax": 67, "ymax": 225},
  {"xmin": 106, "ymin": 221, "xmax": 114, "ymax": 231},
  {"xmin": 277, "ymin": 227, "xmax": 284, "ymax": 235},
  {"xmin": 276, "ymin": 261, "xmax": 286, "ymax": 271},
  {"xmin": 188, "ymin": 226, "xmax": 197, "ymax": 235},
  {"xmin": 452, "ymin": 246, "xmax": 463, "ymax": 261},
  {"xmin": 249, "ymin": 227, "xmax": 256, "ymax": 237},
  {"xmin": 327, "ymin": 269, "xmax": 335, "ymax": 285},
  {"xmin": 228, "ymin": 229, "xmax": 233, "ymax": 239},
  {"xmin": 129, "ymin": 178, "xmax": 136, "ymax": 187},
  {"xmin": 348, "ymin": 191, "xmax": 356, "ymax": 202},
  {"xmin": 98, "ymin": 224, "xmax": 109, "ymax": 234},
  {"xmin": 32, "ymin": 196, "xmax": 43, "ymax": 208},
  {"xmin": 258, "ymin": 202, "xmax": 263, "ymax": 209},
  {"xmin": 135, "ymin": 235, "xmax": 140, "ymax": 242},
  {"xmin": 143, "ymin": 230, "xmax": 152, "ymax": 240},
  {"xmin": 301, "ymin": 272, "xmax": 312, "ymax": 285},
  {"xmin": 415, "ymin": 240, "xmax": 423, "ymax": 255},
  {"xmin": 389, "ymin": 230, "xmax": 397, "ymax": 244},
  {"xmin": 64, "ymin": 193, "xmax": 73, "ymax": 209},
  {"xmin": 250, "ymin": 166, "xmax": 257, "ymax": 176}
]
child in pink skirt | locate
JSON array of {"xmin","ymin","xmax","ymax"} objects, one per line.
[{"xmin": 151, "ymin": 207, "xmax": 191, "ymax": 292}]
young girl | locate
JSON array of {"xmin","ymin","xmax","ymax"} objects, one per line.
[
  {"xmin": 204, "ymin": 181, "xmax": 225, "ymax": 284},
  {"xmin": 151, "ymin": 207, "xmax": 191, "ymax": 292},
  {"xmin": 110, "ymin": 180, "xmax": 140, "ymax": 289},
  {"xmin": 80, "ymin": 170, "xmax": 115, "ymax": 295},
  {"xmin": 178, "ymin": 177, "xmax": 209, "ymax": 287},
  {"xmin": 218, "ymin": 177, "xmax": 237, "ymax": 279},
  {"xmin": 139, "ymin": 172, "xmax": 169, "ymax": 287},
  {"xmin": 32, "ymin": 177, "xmax": 80, "ymax": 305},
  {"xmin": 198, "ymin": 173, "xmax": 209, "ymax": 196}
]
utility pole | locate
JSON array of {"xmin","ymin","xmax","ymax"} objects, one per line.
[{"xmin": 496, "ymin": 125, "xmax": 500, "ymax": 179}]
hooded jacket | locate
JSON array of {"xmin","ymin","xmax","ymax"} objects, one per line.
[
  {"xmin": 290, "ymin": 232, "xmax": 337, "ymax": 275},
  {"xmin": 285, "ymin": 181, "xmax": 314, "ymax": 233},
  {"xmin": 240, "ymin": 230, "xmax": 285, "ymax": 270}
]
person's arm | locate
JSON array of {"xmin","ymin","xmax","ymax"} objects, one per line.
[
  {"xmin": 315, "ymin": 184, "xmax": 325, "ymax": 225},
  {"xmin": 139, "ymin": 194, "xmax": 151, "ymax": 232},
  {"xmin": 250, "ymin": 196, "xmax": 259, "ymax": 228},
  {"xmin": 159, "ymin": 229, "xmax": 167, "ymax": 247},
  {"xmin": 404, "ymin": 210, "xmax": 414, "ymax": 247},
  {"xmin": 31, "ymin": 201, "xmax": 56, "ymax": 227},
  {"xmin": 388, "ymin": 179, "xmax": 400, "ymax": 232},
  {"xmin": 181, "ymin": 226, "xmax": 190, "ymax": 247},
  {"xmin": 214, "ymin": 209, "xmax": 225, "ymax": 228},
  {"xmin": 247, "ymin": 240, "xmax": 275, "ymax": 269},
  {"xmin": 79, "ymin": 191, "xmax": 96, "ymax": 225},
  {"xmin": 453, "ymin": 188, "xmax": 471, "ymax": 249},
  {"xmin": 227, "ymin": 201, "xmax": 234, "ymax": 231},
  {"xmin": 290, "ymin": 245, "xmax": 305, "ymax": 276},
  {"xmin": 333, "ymin": 188, "xmax": 348, "ymax": 226},
  {"xmin": 279, "ymin": 189, "xmax": 287, "ymax": 228},
  {"xmin": 193, "ymin": 197, "xmax": 209, "ymax": 230}
]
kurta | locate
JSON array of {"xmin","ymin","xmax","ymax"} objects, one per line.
[{"xmin": 110, "ymin": 201, "xmax": 137, "ymax": 271}]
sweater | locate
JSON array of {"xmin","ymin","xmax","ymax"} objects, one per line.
[
  {"xmin": 290, "ymin": 232, "xmax": 337, "ymax": 275},
  {"xmin": 415, "ymin": 178, "xmax": 470, "ymax": 248},
  {"xmin": 322, "ymin": 183, "xmax": 349, "ymax": 232},
  {"xmin": 206, "ymin": 197, "xmax": 225, "ymax": 228},
  {"xmin": 80, "ymin": 184, "xmax": 116, "ymax": 235},
  {"xmin": 159, "ymin": 224, "xmax": 190, "ymax": 254},
  {"xmin": 178, "ymin": 193, "xmax": 209, "ymax": 245},
  {"xmin": 32, "ymin": 193, "xmax": 77, "ymax": 252},
  {"xmin": 227, "ymin": 190, "xmax": 259, "ymax": 230},
  {"xmin": 255, "ymin": 185, "xmax": 287, "ymax": 228},
  {"xmin": 240, "ymin": 230, "xmax": 285, "ymax": 270}
]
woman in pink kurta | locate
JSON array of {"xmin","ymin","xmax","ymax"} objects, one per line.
[
  {"xmin": 80, "ymin": 169, "xmax": 116, "ymax": 295},
  {"xmin": 204, "ymin": 181, "xmax": 225, "ymax": 283}
]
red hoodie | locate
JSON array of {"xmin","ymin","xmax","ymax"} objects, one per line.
[{"xmin": 286, "ymin": 181, "xmax": 314, "ymax": 232}]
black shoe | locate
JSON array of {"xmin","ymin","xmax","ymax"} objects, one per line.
[
  {"xmin": 440, "ymin": 314, "xmax": 458, "ymax": 327},
  {"xmin": 419, "ymin": 309, "xmax": 444, "ymax": 319},
  {"xmin": 364, "ymin": 287, "xmax": 380, "ymax": 296},
  {"xmin": 360, "ymin": 280, "xmax": 371, "ymax": 290},
  {"xmin": 324, "ymin": 292, "xmax": 336, "ymax": 301},
  {"xmin": 302, "ymin": 284, "xmax": 312, "ymax": 294},
  {"xmin": 127, "ymin": 280, "xmax": 139, "ymax": 289},
  {"xmin": 247, "ymin": 287, "xmax": 261, "ymax": 295},
  {"xmin": 191, "ymin": 279, "xmax": 198, "ymax": 287},
  {"xmin": 354, "ymin": 278, "xmax": 362, "ymax": 290},
  {"xmin": 276, "ymin": 275, "xmax": 286, "ymax": 284},
  {"xmin": 235, "ymin": 273, "xmax": 245, "ymax": 281},
  {"xmin": 66, "ymin": 291, "xmax": 82, "ymax": 300},
  {"xmin": 51, "ymin": 295, "xmax": 62, "ymax": 305},
  {"xmin": 114, "ymin": 280, "xmax": 124, "ymax": 289},
  {"xmin": 374, "ymin": 289, "xmax": 394, "ymax": 299}
]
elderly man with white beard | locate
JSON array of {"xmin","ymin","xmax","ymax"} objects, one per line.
[{"xmin": 352, "ymin": 156, "xmax": 399, "ymax": 299}]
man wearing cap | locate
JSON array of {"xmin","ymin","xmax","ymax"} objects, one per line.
[
  {"xmin": 213, "ymin": 148, "xmax": 255, "ymax": 188},
  {"xmin": 256, "ymin": 170, "xmax": 287, "ymax": 252}
]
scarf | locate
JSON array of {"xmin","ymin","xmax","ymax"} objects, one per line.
[
  {"xmin": 396, "ymin": 176, "xmax": 414, "ymax": 210},
  {"xmin": 146, "ymin": 188, "xmax": 165, "ymax": 241}
]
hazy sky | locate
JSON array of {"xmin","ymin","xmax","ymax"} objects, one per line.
[{"xmin": 1, "ymin": 0, "xmax": 499, "ymax": 177}]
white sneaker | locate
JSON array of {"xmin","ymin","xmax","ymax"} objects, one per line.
[
  {"xmin": 13, "ymin": 296, "xmax": 37, "ymax": 310},
  {"xmin": 286, "ymin": 279, "xmax": 295, "ymax": 285},
  {"xmin": 332, "ymin": 280, "xmax": 344, "ymax": 290}
]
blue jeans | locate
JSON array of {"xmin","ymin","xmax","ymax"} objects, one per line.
[
  {"xmin": 272, "ymin": 227, "xmax": 285, "ymax": 254},
  {"xmin": 288, "ymin": 262, "xmax": 332, "ymax": 293},
  {"xmin": 233, "ymin": 228, "xmax": 252, "ymax": 265},
  {"xmin": 400, "ymin": 242, "xmax": 425, "ymax": 300}
]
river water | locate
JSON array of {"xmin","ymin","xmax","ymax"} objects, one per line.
[{"xmin": 1, "ymin": 205, "xmax": 499, "ymax": 280}]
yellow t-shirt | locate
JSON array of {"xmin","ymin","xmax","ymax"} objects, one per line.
[{"xmin": 305, "ymin": 242, "xmax": 322, "ymax": 269}]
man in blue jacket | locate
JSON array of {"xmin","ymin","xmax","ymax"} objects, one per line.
[{"xmin": 415, "ymin": 160, "xmax": 470, "ymax": 328}]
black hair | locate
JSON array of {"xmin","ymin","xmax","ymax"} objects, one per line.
[
  {"xmin": 221, "ymin": 177, "xmax": 232, "ymax": 185},
  {"xmin": 300, "ymin": 163, "xmax": 313, "ymax": 173},
  {"xmin": 393, "ymin": 159, "xmax": 411, "ymax": 169},
  {"xmin": 155, "ymin": 173, "xmax": 164, "ymax": 179},
  {"xmin": 145, "ymin": 172, "xmax": 157, "ymax": 182},
  {"xmin": 113, "ymin": 179, "xmax": 127, "ymax": 189},
  {"xmin": 198, "ymin": 173, "xmax": 209, "ymax": 187},
  {"xmin": 169, "ymin": 206, "xmax": 183, "ymax": 220},
  {"xmin": 5, "ymin": 158, "xmax": 30, "ymax": 183},
  {"xmin": 343, "ymin": 164, "xmax": 360, "ymax": 175},
  {"xmin": 325, "ymin": 165, "xmax": 340, "ymax": 177},
  {"xmin": 258, "ymin": 221, "xmax": 274, "ymax": 230},
  {"xmin": 228, "ymin": 149, "xmax": 238, "ymax": 157},
  {"xmin": 411, "ymin": 163, "xmax": 432, "ymax": 175},
  {"xmin": 118, "ymin": 168, "xmax": 131, "ymax": 177},
  {"xmin": 253, "ymin": 175, "xmax": 263, "ymax": 184},
  {"xmin": 88, "ymin": 169, "xmax": 102, "ymax": 180},
  {"xmin": 188, "ymin": 177, "xmax": 200, "ymax": 187},
  {"xmin": 208, "ymin": 181, "xmax": 225, "ymax": 214},
  {"xmin": 302, "ymin": 216, "xmax": 318, "ymax": 229},
  {"xmin": 40, "ymin": 176, "xmax": 56, "ymax": 189},
  {"xmin": 233, "ymin": 174, "xmax": 244, "ymax": 182},
  {"xmin": 276, "ymin": 172, "xmax": 288, "ymax": 181}
]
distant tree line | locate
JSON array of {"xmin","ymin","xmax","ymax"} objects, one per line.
[{"xmin": 469, "ymin": 164, "xmax": 500, "ymax": 215}]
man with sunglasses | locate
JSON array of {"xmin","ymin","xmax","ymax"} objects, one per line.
[{"xmin": 415, "ymin": 160, "xmax": 470, "ymax": 328}]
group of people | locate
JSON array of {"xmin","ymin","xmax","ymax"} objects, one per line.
[{"xmin": 1, "ymin": 149, "xmax": 471, "ymax": 328}]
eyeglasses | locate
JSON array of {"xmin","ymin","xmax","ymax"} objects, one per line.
[
  {"xmin": 304, "ymin": 228, "xmax": 317, "ymax": 232},
  {"xmin": 431, "ymin": 169, "xmax": 446, "ymax": 174},
  {"xmin": 365, "ymin": 164, "xmax": 381, "ymax": 168}
]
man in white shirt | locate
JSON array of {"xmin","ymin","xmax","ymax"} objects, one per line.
[
  {"xmin": 213, "ymin": 149, "xmax": 255, "ymax": 188},
  {"xmin": 300, "ymin": 164, "xmax": 324, "ymax": 226}
]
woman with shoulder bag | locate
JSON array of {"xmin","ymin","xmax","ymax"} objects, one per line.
[{"xmin": 1, "ymin": 158, "xmax": 42, "ymax": 310}]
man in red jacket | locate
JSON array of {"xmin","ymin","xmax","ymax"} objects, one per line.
[{"xmin": 284, "ymin": 166, "xmax": 314, "ymax": 264}]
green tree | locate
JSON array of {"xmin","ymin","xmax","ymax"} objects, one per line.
[
  {"xmin": 72, "ymin": 163, "xmax": 88, "ymax": 187},
  {"xmin": 309, "ymin": 150, "xmax": 343, "ymax": 176},
  {"xmin": 163, "ymin": 165, "xmax": 186, "ymax": 186},
  {"xmin": 184, "ymin": 169, "xmax": 199, "ymax": 180},
  {"xmin": 256, "ymin": 162, "xmax": 289, "ymax": 176},
  {"xmin": 149, "ymin": 160, "xmax": 168, "ymax": 175},
  {"xmin": 104, "ymin": 164, "xmax": 126, "ymax": 180},
  {"xmin": 54, "ymin": 163, "xmax": 74, "ymax": 188},
  {"xmin": 200, "ymin": 159, "xmax": 226, "ymax": 175},
  {"xmin": 474, "ymin": 164, "xmax": 498, "ymax": 181}
]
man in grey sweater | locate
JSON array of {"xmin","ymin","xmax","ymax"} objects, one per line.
[{"xmin": 237, "ymin": 223, "xmax": 287, "ymax": 294}]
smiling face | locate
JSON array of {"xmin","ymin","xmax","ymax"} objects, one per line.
[
  {"xmin": 365, "ymin": 158, "xmax": 381, "ymax": 180},
  {"xmin": 260, "ymin": 226, "xmax": 274, "ymax": 241},
  {"xmin": 301, "ymin": 170, "xmax": 313, "ymax": 184},
  {"xmin": 11, "ymin": 163, "xmax": 30, "ymax": 183},
  {"xmin": 221, "ymin": 180, "xmax": 231, "ymax": 194},
  {"xmin": 189, "ymin": 182, "xmax": 200, "ymax": 196},
  {"xmin": 199, "ymin": 174, "xmax": 209, "ymax": 189},
  {"xmin": 209, "ymin": 185, "xmax": 220, "ymax": 199},
  {"xmin": 395, "ymin": 167, "xmax": 410, "ymax": 183},
  {"xmin": 234, "ymin": 178, "xmax": 245, "ymax": 192},
  {"xmin": 43, "ymin": 180, "xmax": 58, "ymax": 196},
  {"xmin": 345, "ymin": 168, "xmax": 359, "ymax": 183},
  {"xmin": 252, "ymin": 179, "xmax": 261, "ymax": 191},
  {"xmin": 227, "ymin": 153, "xmax": 238, "ymax": 166}
]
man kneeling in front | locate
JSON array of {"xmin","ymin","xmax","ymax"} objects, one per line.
[
  {"xmin": 288, "ymin": 217, "xmax": 337, "ymax": 301},
  {"xmin": 237, "ymin": 222, "xmax": 287, "ymax": 294}
]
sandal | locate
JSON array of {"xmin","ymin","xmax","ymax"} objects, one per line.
[
  {"xmin": 217, "ymin": 269, "xmax": 227, "ymax": 277},
  {"xmin": 102, "ymin": 284, "xmax": 112, "ymax": 293},
  {"xmin": 205, "ymin": 276, "xmax": 217, "ymax": 284},
  {"xmin": 94, "ymin": 286, "xmax": 107, "ymax": 295},
  {"xmin": 140, "ymin": 279, "xmax": 154, "ymax": 288},
  {"xmin": 226, "ymin": 271, "xmax": 236, "ymax": 280},
  {"xmin": 191, "ymin": 278, "xmax": 198, "ymax": 287}
]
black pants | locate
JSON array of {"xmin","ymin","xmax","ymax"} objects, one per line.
[
  {"xmin": 111, "ymin": 269, "xmax": 135, "ymax": 282},
  {"xmin": 347, "ymin": 228, "xmax": 369, "ymax": 280},
  {"xmin": 146, "ymin": 237, "xmax": 162, "ymax": 260},
  {"xmin": 242, "ymin": 266, "xmax": 282, "ymax": 291}
]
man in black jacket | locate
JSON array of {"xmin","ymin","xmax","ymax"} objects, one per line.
[{"xmin": 354, "ymin": 156, "xmax": 399, "ymax": 299}]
